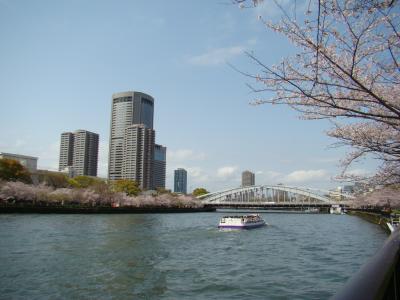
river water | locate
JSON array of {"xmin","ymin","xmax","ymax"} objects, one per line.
[{"xmin": 0, "ymin": 212, "xmax": 387, "ymax": 299}]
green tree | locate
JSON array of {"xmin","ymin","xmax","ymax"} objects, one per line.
[
  {"xmin": 192, "ymin": 188, "xmax": 209, "ymax": 197},
  {"xmin": 36, "ymin": 170, "xmax": 69, "ymax": 188},
  {"xmin": 68, "ymin": 176, "xmax": 104, "ymax": 188},
  {"xmin": 112, "ymin": 179, "xmax": 141, "ymax": 196},
  {"xmin": 156, "ymin": 187, "xmax": 171, "ymax": 195},
  {"xmin": 0, "ymin": 158, "xmax": 31, "ymax": 183}
]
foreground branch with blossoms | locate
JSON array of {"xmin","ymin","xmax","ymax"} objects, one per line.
[{"xmin": 234, "ymin": 0, "xmax": 400, "ymax": 185}]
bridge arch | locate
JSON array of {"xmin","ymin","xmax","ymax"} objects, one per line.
[{"xmin": 198, "ymin": 185, "xmax": 353, "ymax": 206}]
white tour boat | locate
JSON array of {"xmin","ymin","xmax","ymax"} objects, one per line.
[
  {"xmin": 330, "ymin": 204, "xmax": 345, "ymax": 215},
  {"xmin": 218, "ymin": 214, "xmax": 266, "ymax": 229}
]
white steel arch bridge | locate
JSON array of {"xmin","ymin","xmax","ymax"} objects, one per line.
[{"xmin": 197, "ymin": 185, "xmax": 354, "ymax": 207}]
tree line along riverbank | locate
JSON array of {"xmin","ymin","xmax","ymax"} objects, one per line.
[
  {"xmin": 0, "ymin": 180, "xmax": 210, "ymax": 213},
  {"xmin": 0, "ymin": 158, "xmax": 213, "ymax": 213},
  {"xmin": 0, "ymin": 204, "xmax": 215, "ymax": 214}
]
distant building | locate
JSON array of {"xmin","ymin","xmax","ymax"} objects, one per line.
[
  {"xmin": 328, "ymin": 186, "xmax": 348, "ymax": 201},
  {"xmin": 343, "ymin": 185, "xmax": 354, "ymax": 194},
  {"xmin": 121, "ymin": 124, "xmax": 155, "ymax": 190},
  {"xmin": 108, "ymin": 91, "xmax": 154, "ymax": 181},
  {"xmin": 60, "ymin": 166, "xmax": 76, "ymax": 178},
  {"xmin": 59, "ymin": 132, "xmax": 74, "ymax": 171},
  {"xmin": 329, "ymin": 190, "xmax": 343, "ymax": 201},
  {"xmin": 0, "ymin": 152, "xmax": 38, "ymax": 172},
  {"xmin": 242, "ymin": 170, "xmax": 255, "ymax": 187},
  {"xmin": 58, "ymin": 130, "xmax": 99, "ymax": 177},
  {"xmin": 174, "ymin": 168, "xmax": 187, "ymax": 194},
  {"xmin": 353, "ymin": 182, "xmax": 367, "ymax": 194},
  {"xmin": 153, "ymin": 144, "xmax": 166, "ymax": 189}
]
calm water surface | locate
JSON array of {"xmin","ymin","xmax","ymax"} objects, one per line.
[{"xmin": 0, "ymin": 212, "xmax": 387, "ymax": 299}]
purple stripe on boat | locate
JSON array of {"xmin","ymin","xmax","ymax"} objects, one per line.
[{"xmin": 218, "ymin": 222, "xmax": 265, "ymax": 229}]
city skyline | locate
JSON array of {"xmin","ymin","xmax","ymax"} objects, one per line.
[{"xmin": 0, "ymin": 1, "xmax": 379, "ymax": 192}]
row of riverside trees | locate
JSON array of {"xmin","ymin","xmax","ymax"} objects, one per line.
[
  {"xmin": 2, "ymin": 156, "xmax": 399, "ymax": 208},
  {"xmin": 0, "ymin": 158, "xmax": 206, "ymax": 209}
]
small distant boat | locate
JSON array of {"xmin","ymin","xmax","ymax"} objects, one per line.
[
  {"xmin": 330, "ymin": 205, "xmax": 345, "ymax": 215},
  {"xmin": 218, "ymin": 214, "xmax": 266, "ymax": 229}
]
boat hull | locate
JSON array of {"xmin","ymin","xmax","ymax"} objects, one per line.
[{"xmin": 218, "ymin": 221, "xmax": 266, "ymax": 229}]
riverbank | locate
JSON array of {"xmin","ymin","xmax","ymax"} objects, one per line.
[
  {"xmin": 347, "ymin": 210, "xmax": 391, "ymax": 234},
  {"xmin": 0, "ymin": 205, "xmax": 215, "ymax": 214}
]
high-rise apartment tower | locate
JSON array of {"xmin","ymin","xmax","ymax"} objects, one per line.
[
  {"xmin": 174, "ymin": 168, "xmax": 187, "ymax": 194},
  {"xmin": 153, "ymin": 144, "xmax": 167, "ymax": 189},
  {"xmin": 108, "ymin": 91, "xmax": 154, "ymax": 181},
  {"xmin": 58, "ymin": 130, "xmax": 99, "ymax": 177},
  {"xmin": 121, "ymin": 124, "xmax": 155, "ymax": 190},
  {"xmin": 242, "ymin": 170, "xmax": 255, "ymax": 187},
  {"xmin": 59, "ymin": 132, "xmax": 74, "ymax": 171}
]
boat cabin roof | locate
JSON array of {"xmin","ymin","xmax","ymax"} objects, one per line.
[{"xmin": 222, "ymin": 214, "xmax": 260, "ymax": 218}]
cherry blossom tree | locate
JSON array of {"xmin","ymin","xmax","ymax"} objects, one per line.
[
  {"xmin": 351, "ymin": 186, "xmax": 400, "ymax": 207},
  {"xmin": 0, "ymin": 181, "xmax": 204, "ymax": 208},
  {"xmin": 234, "ymin": 0, "xmax": 399, "ymax": 184}
]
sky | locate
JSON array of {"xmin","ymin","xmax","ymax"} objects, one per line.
[{"xmin": 0, "ymin": 0, "xmax": 378, "ymax": 192}]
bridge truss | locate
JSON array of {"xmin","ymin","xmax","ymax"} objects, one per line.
[{"xmin": 198, "ymin": 185, "xmax": 354, "ymax": 207}]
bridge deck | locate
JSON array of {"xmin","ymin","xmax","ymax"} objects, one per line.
[{"xmin": 206, "ymin": 203, "xmax": 340, "ymax": 209}]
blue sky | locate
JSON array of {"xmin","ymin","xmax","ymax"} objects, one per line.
[{"xmin": 0, "ymin": 0, "xmax": 377, "ymax": 192}]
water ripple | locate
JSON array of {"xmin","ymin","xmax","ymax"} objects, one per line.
[{"xmin": 0, "ymin": 213, "xmax": 387, "ymax": 299}]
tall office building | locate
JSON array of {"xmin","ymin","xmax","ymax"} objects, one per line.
[
  {"xmin": 153, "ymin": 144, "xmax": 167, "ymax": 189},
  {"xmin": 58, "ymin": 130, "xmax": 99, "ymax": 177},
  {"xmin": 108, "ymin": 91, "xmax": 154, "ymax": 181},
  {"xmin": 242, "ymin": 170, "xmax": 255, "ymax": 187},
  {"xmin": 174, "ymin": 168, "xmax": 187, "ymax": 194},
  {"xmin": 122, "ymin": 124, "xmax": 155, "ymax": 190}
]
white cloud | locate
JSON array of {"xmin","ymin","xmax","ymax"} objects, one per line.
[
  {"xmin": 167, "ymin": 149, "xmax": 206, "ymax": 162},
  {"xmin": 166, "ymin": 163, "xmax": 241, "ymax": 192},
  {"xmin": 186, "ymin": 167, "xmax": 209, "ymax": 183},
  {"xmin": 0, "ymin": 138, "xmax": 28, "ymax": 153},
  {"xmin": 253, "ymin": 170, "xmax": 283, "ymax": 185},
  {"xmin": 0, "ymin": 136, "xmax": 59, "ymax": 171},
  {"xmin": 37, "ymin": 141, "xmax": 60, "ymax": 171},
  {"xmin": 187, "ymin": 45, "xmax": 246, "ymax": 66},
  {"xmin": 284, "ymin": 169, "xmax": 329, "ymax": 183},
  {"xmin": 217, "ymin": 166, "xmax": 238, "ymax": 179}
]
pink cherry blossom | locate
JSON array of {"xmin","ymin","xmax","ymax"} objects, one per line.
[{"xmin": 236, "ymin": 0, "xmax": 399, "ymax": 185}]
